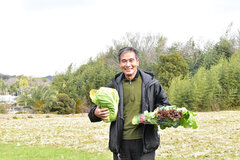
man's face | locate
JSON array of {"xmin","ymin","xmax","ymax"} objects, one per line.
[{"xmin": 119, "ymin": 51, "xmax": 139, "ymax": 80}]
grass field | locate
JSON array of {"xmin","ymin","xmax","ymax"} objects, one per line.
[
  {"xmin": 0, "ymin": 143, "xmax": 111, "ymax": 160},
  {"xmin": 0, "ymin": 111, "xmax": 240, "ymax": 160}
]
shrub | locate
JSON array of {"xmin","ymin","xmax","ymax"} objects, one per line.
[
  {"xmin": 51, "ymin": 93, "xmax": 75, "ymax": 114},
  {"xmin": 0, "ymin": 104, "xmax": 9, "ymax": 114}
]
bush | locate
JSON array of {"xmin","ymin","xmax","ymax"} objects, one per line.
[
  {"xmin": 15, "ymin": 111, "xmax": 27, "ymax": 114},
  {"xmin": 75, "ymin": 98, "xmax": 85, "ymax": 113},
  {"xmin": 28, "ymin": 115, "xmax": 33, "ymax": 118},
  {"xmin": 0, "ymin": 104, "xmax": 9, "ymax": 114},
  {"xmin": 51, "ymin": 93, "xmax": 75, "ymax": 114}
]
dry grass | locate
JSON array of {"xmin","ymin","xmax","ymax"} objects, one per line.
[
  {"xmin": 157, "ymin": 111, "xmax": 240, "ymax": 159},
  {"xmin": 0, "ymin": 114, "xmax": 111, "ymax": 154},
  {"xmin": 0, "ymin": 111, "xmax": 240, "ymax": 159}
]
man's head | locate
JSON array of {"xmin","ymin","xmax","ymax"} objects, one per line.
[
  {"xmin": 118, "ymin": 47, "xmax": 140, "ymax": 80},
  {"xmin": 117, "ymin": 47, "xmax": 140, "ymax": 62}
]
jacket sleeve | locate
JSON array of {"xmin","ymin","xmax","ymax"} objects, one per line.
[
  {"xmin": 88, "ymin": 106, "xmax": 102, "ymax": 122},
  {"xmin": 154, "ymin": 82, "xmax": 171, "ymax": 108}
]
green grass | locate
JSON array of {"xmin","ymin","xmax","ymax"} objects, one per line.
[
  {"xmin": 0, "ymin": 143, "xmax": 112, "ymax": 160},
  {"xmin": 0, "ymin": 142, "xmax": 201, "ymax": 160}
]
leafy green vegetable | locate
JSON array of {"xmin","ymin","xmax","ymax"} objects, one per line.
[
  {"xmin": 132, "ymin": 105, "xmax": 198, "ymax": 130},
  {"xmin": 158, "ymin": 106, "xmax": 198, "ymax": 129},
  {"xmin": 132, "ymin": 111, "xmax": 158, "ymax": 125},
  {"xmin": 90, "ymin": 87, "xmax": 119, "ymax": 122}
]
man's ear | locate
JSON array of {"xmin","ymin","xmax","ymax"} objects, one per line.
[{"xmin": 137, "ymin": 58, "xmax": 140, "ymax": 66}]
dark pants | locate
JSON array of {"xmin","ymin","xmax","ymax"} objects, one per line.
[{"xmin": 113, "ymin": 139, "xmax": 155, "ymax": 160}]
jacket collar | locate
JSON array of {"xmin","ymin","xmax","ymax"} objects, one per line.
[{"xmin": 122, "ymin": 69, "xmax": 140, "ymax": 81}]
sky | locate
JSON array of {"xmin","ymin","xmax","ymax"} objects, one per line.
[{"xmin": 0, "ymin": 0, "xmax": 240, "ymax": 77}]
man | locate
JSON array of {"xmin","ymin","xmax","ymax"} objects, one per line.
[{"xmin": 88, "ymin": 47, "xmax": 170, "ymax": 160}]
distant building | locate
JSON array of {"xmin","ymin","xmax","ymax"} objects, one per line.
[
  {"xmin": 0, "ymin": 95, "xmax": 17, "ymax": 104},
  {"xmin": 0, "ymin": 95, "xmax": 29, "ymax": 113}
]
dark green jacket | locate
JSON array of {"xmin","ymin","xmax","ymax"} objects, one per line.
[{"xmin": 88, "ymin": 70, "xmax": 170, "ymax": 154}]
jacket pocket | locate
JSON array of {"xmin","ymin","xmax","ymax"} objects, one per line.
[{"xmin": 144, "ymin": 125, "xmax": 160, "ymax": 152}]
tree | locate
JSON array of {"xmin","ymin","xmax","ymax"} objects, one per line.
[
  {"xmin": 235, "ymin": 29, "xmax": 240, "ymax": 49},
  {"xmin": 52, "ymin": 64, "xmax": 78, "ymax": 100},
  {"xmin": 217, "ymin": 51, "xmax": 240, "ymax": 109},
  {"xmin": 8, "ymin": 75, "xmax": 30, "ymax": 96},
  {"xmin": 191, "ymin": 67, "xmax": 221, "ymax": 111},
  {"xmin": 17, "ymin": 85, "xmax": 57, "ymax": 113},
  {"xmin": 179, "ymin": 38, "xmax": 204, "ymax": 76},
  {"xmin": 51, "ymin": 93, "xmax": 75, "ymax": 114},
  {"xmin": 111, "ymin": 32, "xmax": 168, "ymax": 72},
  {"xmin": 75, "ymin": 98, "xmax": 84, "ymax": 113},
  {"xmin": 167, "ymin": 76, "xmax": 196, "ymax": 110},
  {"xmin": 0, "ymin": 79, "xmax": 7, "ymax": 95},
  {"xmin": 74, "ymin": 55, "xmax": 116, "ymax": 105},
  {"xmin": 154, "ymin": 52, "xmax": 189, "ymax": 90},
  {"xmin": 203, "ymin": 33, "xmax": 235, "ymax": 70},
  {"xmin": 168, "ymin": 51, "xmax": 240, "ymax": 111}
]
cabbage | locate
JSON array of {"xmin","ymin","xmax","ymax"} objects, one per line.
[{"xmin": 90, "ymin": 87, "xmax": 119, "ymax": 122}]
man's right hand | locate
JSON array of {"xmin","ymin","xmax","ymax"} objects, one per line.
[{"xmin": 94, "ymin": 105, "xmax": 109, "ymax": 120}]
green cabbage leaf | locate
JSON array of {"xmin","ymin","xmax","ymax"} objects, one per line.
[{"xmin": 90, "ymin": 87, "xmax": 119, "ymax": 123}]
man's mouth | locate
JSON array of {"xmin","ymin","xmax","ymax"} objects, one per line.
[{"xmin": 125, "ymin": 68, "xmax": 132, "ymax": 72}]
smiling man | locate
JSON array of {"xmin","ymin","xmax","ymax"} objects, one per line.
[
  {"xmin": 88, "ymin": 47, "xmax": 170, "ymax": 160},
  {"xmin": 119, "ymin": 49, "xmax": 139, "ymax": 80}
]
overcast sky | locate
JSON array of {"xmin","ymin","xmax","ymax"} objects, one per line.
[{"xmin": 0, "ymin": 0, "xmax": 240, "ymax": 77}]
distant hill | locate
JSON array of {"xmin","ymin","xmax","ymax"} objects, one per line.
[
  {"xmin": 43, "ymin": 75, "xmax": 55, "ymax": 81},
  {"xmin": 0, "ymin": 73, "xmax": 54, "ymax": 86},
  {"xmin": 1, "ymin": 73, "xmax": 54, "ymax": 80},
  {"xmin": 0, "ymin": 73, "xmax": 16, "ymax": 80}
]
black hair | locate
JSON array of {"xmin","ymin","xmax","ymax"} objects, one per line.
[{"xmin": 117, "ymin": 47, "xmax": 140, "ymax": 62}]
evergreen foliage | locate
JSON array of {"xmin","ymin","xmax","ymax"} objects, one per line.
[
  {"xmin": 51, "ymin": 93, "xmax": 75, "ymax": 114},
  {"xmin": 154, "ymin": 52, "xmax": 189, "ymax": 90},
  {"xmin": 0, "ymin": 79, "xmax": 7, "ymax": 95},
  {"xmin": 168, "ymin": 51, "xmax": 240, "ymax": 111},
  {"xmin": 17, "ymin": 85, "xmax": 58, "ymax": 113},
  {"xmin": 75, "ymin": 98, "xmax": 84, "ymax": 113},
  {"xmin": 73, "ymin": 55, "xmax": 117, "ymax": 105},
  {"xmin": 3, "ymin": 29, "xmax": 240, "ymax": 113}
]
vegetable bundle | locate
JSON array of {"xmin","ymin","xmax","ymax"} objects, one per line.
[
  {"xmin": 132, "ymin": 106, "xmax": 198, "ymax": 129},
  {"xmin": 90, "ymin": 87, "xmax": 119, "ymax": 123}
]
